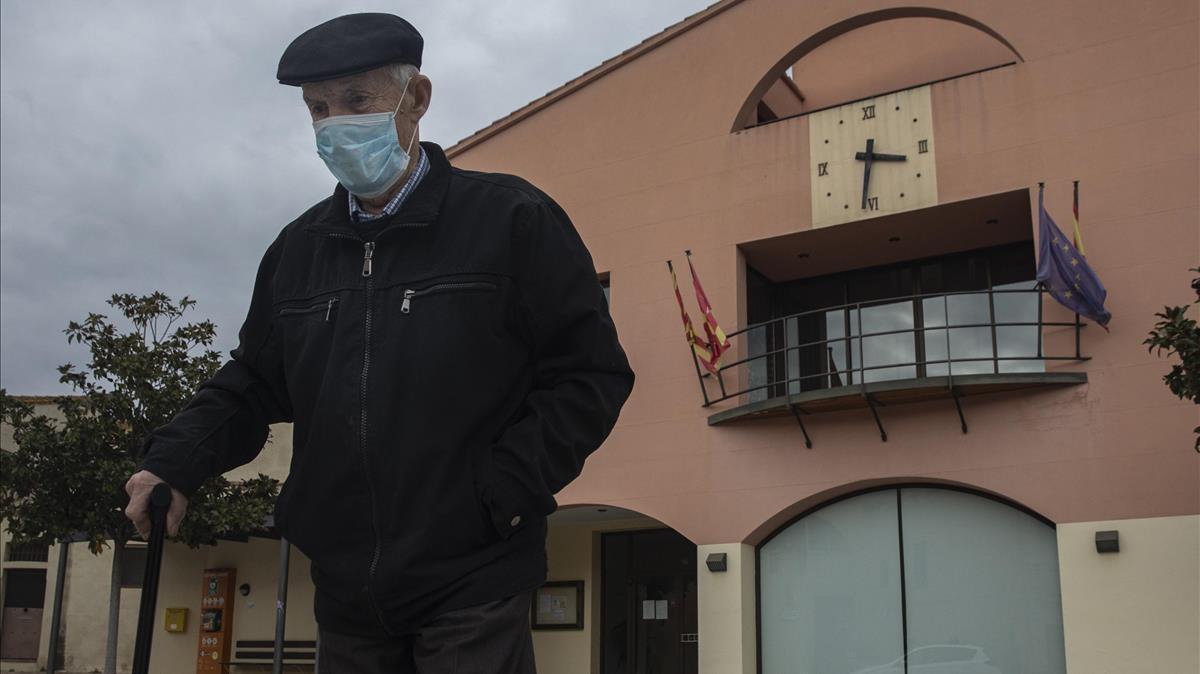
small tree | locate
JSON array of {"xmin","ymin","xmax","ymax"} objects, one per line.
[
  {"xmin": 1143, "ymin": 267, "xmax": 1200, "ymax": 451},
  {"xmin": 0, "ymin": 292, "xmax": 279, "ymax": 674}
]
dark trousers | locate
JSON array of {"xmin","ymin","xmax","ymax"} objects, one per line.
[{"xmin": 316, "ymin": 590, "xmax": 538, "ymax": 674}]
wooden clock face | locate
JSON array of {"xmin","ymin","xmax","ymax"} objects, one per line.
[{"xmin": 808, "ymin": 84, "xmax": 937, "ymax": 228}]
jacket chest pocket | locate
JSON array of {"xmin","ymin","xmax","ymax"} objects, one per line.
[
  {"xmin": 273, "ymin": 293, "xmax": 343, "ymax": 402},
  {"xmin": 398, "ymin": 279, "xmax": 499, "ymax": 314},
  {"xmin": 275, "ymin": 296, "xmax": 341, "ymax": 322},
  {"xmin": 382, "ymin": 275, "xmax": 519, "ymax": 386}
]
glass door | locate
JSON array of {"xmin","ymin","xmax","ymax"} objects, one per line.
[{"xmin": 601, "ymin": 529, "xmax": 698, "ymax": 674}]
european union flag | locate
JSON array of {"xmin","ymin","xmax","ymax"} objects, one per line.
[{"xmin": 1036, "ymin": 183, "xmax": 1111, "ymax": 329}]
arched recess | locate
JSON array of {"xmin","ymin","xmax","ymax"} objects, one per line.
[
  {"xmin": 732, "ymin": 7, "xmax": 1025, "ymax": 131},
  {"xmin": 746, "ymin": 476, "xmax": 1051, "ymax": 545},
  {"xmin": 756, "ymin": 482, "xmax": 1065, "ymax": 674},
  {"xmin": 551, "ymin": 501, "xmax": 687, "ymax": 536}
]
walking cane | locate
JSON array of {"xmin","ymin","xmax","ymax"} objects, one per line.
[{"xmin": 131, "ymin": 482, "xmax": 172, "ymax": 674}]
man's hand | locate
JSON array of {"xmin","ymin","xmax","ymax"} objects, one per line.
[{"xmin": 124, "ymin": 470, "xmax": 188, "ymax": 540}]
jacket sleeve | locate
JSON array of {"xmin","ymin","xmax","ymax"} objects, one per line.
[
  {"xmin": 137, "ymin": 233, "xmax": 293, "ymax": 498},
  {"xmin": 480, "ymin": 193, "xmax": 636, "ymax": 539}
]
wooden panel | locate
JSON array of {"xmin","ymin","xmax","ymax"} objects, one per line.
[{"xmin": 0, "ymin": 607, "xmax": 42, "ymax": 660}]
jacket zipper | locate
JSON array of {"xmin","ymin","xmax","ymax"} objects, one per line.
[
  {"xmin": 276, "ymin": 297, "xmax": 339, "ymax": 321},
  {"xmin": 400, "ymin": 281, "xmax": 497, "ymax": 313},
  {"xmin": 362, "ymin": 241, "xmax": 375, "ymax": 277},
  {"xmin": 326, "ymin": 232, "xmax": 392, "ymax": 636}
]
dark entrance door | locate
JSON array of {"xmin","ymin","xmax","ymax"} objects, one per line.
[{"xmin": 600, "ymin": 528, "xmax": 697, "ymax": 674}]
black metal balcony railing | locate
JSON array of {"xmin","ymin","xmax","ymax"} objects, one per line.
[{"xmin": 691, "ymin": 285, "xmax": 1089, "ymax": 417}]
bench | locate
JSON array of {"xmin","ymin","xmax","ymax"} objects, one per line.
[{"xmin": 219, "ymin": 640, "xmax": 316, "ymax": 672}]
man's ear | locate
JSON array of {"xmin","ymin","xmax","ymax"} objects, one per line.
[{"xmin": 408, "ymin": 74, "xmax": 432, "ymax": 122}]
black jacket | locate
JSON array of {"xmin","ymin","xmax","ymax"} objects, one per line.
[{"xmin": 139, "ymin": 141, "xmax": 636, "ymax": 637}]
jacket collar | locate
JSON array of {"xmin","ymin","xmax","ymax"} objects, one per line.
[{"xmin": 303, "ymin": 140, "xmax": 451, "ymax": 238}]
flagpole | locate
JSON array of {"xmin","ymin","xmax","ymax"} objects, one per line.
[
  {"xmin": 1073, "ymin": 179, "xmax": 1085, "ymax": 344},
  {"xmin": 1036, "ymin": 181, "xmax": 1045, "ymax": 280},
  {"xmin": 1035, "ymin": 182, "xmax": 1046, "ymax": 358},
  {"xmin": 1035, "ymin": 183, "xmax": 1046, "ymax": 291}
]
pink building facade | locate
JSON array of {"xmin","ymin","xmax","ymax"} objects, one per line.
[{"xmin": 449, "ymin": 2, "xmax": 1199, "ymax": 672}]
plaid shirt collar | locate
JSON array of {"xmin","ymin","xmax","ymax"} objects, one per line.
[{"xmin": 347, "ymin": 146, "xmax": 430, "ymax": 222}]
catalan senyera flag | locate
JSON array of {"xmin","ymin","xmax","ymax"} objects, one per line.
[
  {"xmin": 686, "ymin": 252, "xmax": 731, "ymax": 369},
  {"xmin": 668, "ymin": 259, "xmax": 727, "ymax": 375}
]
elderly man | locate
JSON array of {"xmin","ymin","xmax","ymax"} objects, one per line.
[{"xmin": 123, "ymin": 12, "xmax": 634, "ymax": 673}]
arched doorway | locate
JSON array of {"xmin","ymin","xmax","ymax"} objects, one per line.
[
  {"xmin": 757, "ymin": 486, "xmax": 1065, "ymax": 673},
  {"xmin": 545, "ymin": 504, "xmax": 697, "ymax": 674}
]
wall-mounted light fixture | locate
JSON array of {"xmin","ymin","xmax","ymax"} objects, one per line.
[
  {"xmin": 1095, "ymin": 530, "xmax": 1119, "ymax": 553},
  {"xmin": 239, "ymin": 583, "xmax": 251, "ymax": 597},
  {"xmin": 705, "ymin": 552, "xmax": 727, "ymax": 572}
]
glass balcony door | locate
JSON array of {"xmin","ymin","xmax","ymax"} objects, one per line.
[{"xmin": 744, "ymin": 242, "xmax": 1040, "ymax": 400}]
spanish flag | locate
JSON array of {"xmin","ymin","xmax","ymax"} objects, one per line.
[{"xmin": 1072, "ymin": 180, "xmax": 1085, "ymax": 256}]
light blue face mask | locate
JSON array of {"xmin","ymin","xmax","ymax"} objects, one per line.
[{"xmin": 313, "ymin": 77, "xmax": 417, "ymax": 199}]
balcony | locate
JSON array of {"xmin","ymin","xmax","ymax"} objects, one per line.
[{"xmin": 694, "ymin": 285, "xmax": 1088, "ymax": 443}]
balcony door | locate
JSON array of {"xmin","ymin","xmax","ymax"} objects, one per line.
[{"xmin": 746, "ymin": 241, "xmax": 1041, "ymax": 401}]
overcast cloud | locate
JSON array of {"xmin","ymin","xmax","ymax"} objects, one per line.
[{"xmin": 1, "ymin": 0, "xmax": 712, "ymax": 394}]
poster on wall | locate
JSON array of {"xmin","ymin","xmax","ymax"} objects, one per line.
[{"xmin": 532, "ymin": 580, "xmax": 584, "ymax": 630}]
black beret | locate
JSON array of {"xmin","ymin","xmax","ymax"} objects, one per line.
[{"xmin": 277, "ymin": 13, "xmax": 422, "ymax": 86}]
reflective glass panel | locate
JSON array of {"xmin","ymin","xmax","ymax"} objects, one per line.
[
  {"xmin": 922, "ymin": 292, "xmax": 993, "ymax": 376},
  {"xmin": 900, "ymin": 488, "xmax": 1066, "ymax": 673},
  {"xmin": 993, "ymin": 280, "xmax": 1044, "ymax": 373},
  {"xmin": 760, "ymin": 489, "xmax": 1067, "ymax": 674},
  {"xmin": 760, "ymin": 490, "xmax": 904, "ymax": 674},
  {"xmin": 852, "ymin": 301, "xmax": 917, "ymax": 383}
]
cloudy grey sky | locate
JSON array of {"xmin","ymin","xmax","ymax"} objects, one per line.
[{"xmin": 1, "ymin": 1, "xmax": 712, "ymax": 394}]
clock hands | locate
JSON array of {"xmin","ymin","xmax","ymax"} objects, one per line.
[{"xmin": 854, "ymin": 138, "xmax": 907, "ymax": 210}]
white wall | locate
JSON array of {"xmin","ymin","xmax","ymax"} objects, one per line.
[
  {"xmin": 148, "ymin": 538, "xmax": 316, "ymax": 673},
  {"xmin": 1058, "ymin": 515, "xmax": 1200, "ymax": 674},
  {"xmin": 697, "ymin": 543, "xmax": 756, "ymax": 674}
]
